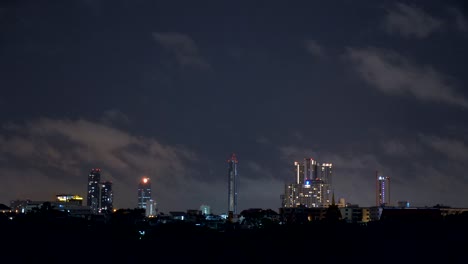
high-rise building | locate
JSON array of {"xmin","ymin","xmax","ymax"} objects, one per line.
[
  {"xmin": 87, "ymin": 168, "xmax": 101, "ymax": 213},
  {"xmin": 282, "ymin": 159, "xmax": 333, "ymax": 208},
  {"xmin": 320, "ymin": 163, "xmax": 333, "ymax": 204},
  {"xmin": 145, "ymin": 199, "xmax": 157, "ymax": 217},
  {"xmin": 376, "ymin": 171, "xmax": 390, "ymax": 207},
  {"xmin": 100, "ymin": 181, "xmax": 113, "ymax": 212},
  {"xmin": 304, "ymin": 158, "xmax": 317, "ymax": 183},
  {"xmin": 227, "ymin": 153, "xmax": 239, "ymax": 215},
  {"xmin": 294, "ymin": 161, "xmax": 304, "ymax": 184},
  {"xmin": 138, "ymin": 177, "xmax": 151, "ymax": 209}
]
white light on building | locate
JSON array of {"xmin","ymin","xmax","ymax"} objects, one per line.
[
  {"xmin": 200, "ymin": 204, "xmax": 211, "ymax": 215},
  {"xmin": 145, "ymin": 199, "xmax": 158, "ymax": 217}
]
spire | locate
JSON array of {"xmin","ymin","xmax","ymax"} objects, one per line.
[{"xmin": 228, "ymin": 153, "xmax": 238, "ymax": 163}]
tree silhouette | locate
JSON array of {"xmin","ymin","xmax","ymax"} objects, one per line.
[{"xmin": 325, "ymin": 193, "xmax": 342, "ymax": 223}]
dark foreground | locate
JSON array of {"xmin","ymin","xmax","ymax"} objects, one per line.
[{"xmin": 1, "ymin": 217, "xmax": 467, "ymax": 264}]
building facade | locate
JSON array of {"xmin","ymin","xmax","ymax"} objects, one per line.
[
  {"xmin": 227, "ymin": 153, "xmax": 239, "ymax": 214},
  {"xmin": 56, "ymin": 194, "xmax": 83, "ymax": 206},
  {"xmin": 376, "ymin": 171, "xmax": 390, "ymax": 206},
  {"xmin": 100, "ymin": 181, "xmax": 113, "ymax": 212},
  {"xmin": 138, "ymin": 177, "xmax": 151, "ymax": 209},
  {"xmin": 282, "ymin": 158, "xmax": 332, "ymax": 208},
  {"xmin": 87, "ymin": 168, "xmax": 101, "ymax": 213}
]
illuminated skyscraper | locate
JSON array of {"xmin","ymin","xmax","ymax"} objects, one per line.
[
  {"xmin": 376, "ymin": 171, "xmax": 390, "ymax": 207},
  {"xmin": 87, "ymin": 168, "xmax": 101, "ymax": 213},
  {"xmin": 304, "ymin": 158, "xmax": 317, "ymax": 183},
  {"xmin": 100, "ymin": 181, "xmax": 113, "ymax": 212},
  {"xmin": 320, "ymin": 163, "xmax": 333, "ymax": 204},
  {"xmin": 138, "ymin": 177, "xmax": 151, "ymax": 209},
  {"xmin": 294, "ymin": 161, "xmax": 302, "ymax": 184},
  {"xmin": 282, "ymin": 159, "xmax": 333, "ymax": 208},
  {"xmin": 227, "ymin": 153, "xmax": 238, "ymax": 215}
]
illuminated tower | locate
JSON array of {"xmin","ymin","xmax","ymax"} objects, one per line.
[
  {"xmin": 138, "ymin": 177, "xmax": 152, "ymax": 209},
  {"xmin": 227, "ymin": 153, "xmax": 238, "ymax": 215},
  {"xmin": 87, "ymin": 168, "xmax": 101, "ymax": 213},
  {"xmin": 320, "ymin": 163, "xmax": 333, "ymax": 205},
  {"xmin": 303, "ymin": 158, "xmax": 317, "ymax": 182},
  {"xmin": 376, "ymin": 171, "xmax": 390, "ymax": 207},
  {"xmin": 282, "ymin": 159, "xmax": 333, "ymax": 208},
  {"xmin": 100, "ymin": 181, "xmax": 113, "ymax": 212},
  {"xmin": 294, "ymin": 161, "xmax": 304, "ymax": 184}
]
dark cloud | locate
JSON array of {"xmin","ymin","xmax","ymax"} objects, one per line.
[
  {"xmin": 255, "ymin": 136, "xmax": 270, "ymax": 145},
  {"xmin": 384, "ymin": 3, "xmax": 443, "ymax": 38},
  {"xmin": 305, "ymin": 39, "xmax": 326, "ymax": 58},
  {"xmin": 0, "ymin": 117, "xmax": 199, "ymax": 212},
  {"xmin": 448, "ymin": 6, "xmax": 468, "ymax": 32},
  {"xmin": 152, "ymin": 32, "xmax": 211, "ymax": 70},
  {"xmin": 101, "ymin": 109, "xmax": 131, "ymax": 126},
  {"xmin": 380, "ymin": 139, "xmax": 423, "ymax": 157},
  {"xmin": 420, "ymin": 135, "xmax": 468, "ymax": 162},
  {"xmin": 347, "ymin": 47, "xmax": 468, "ymax": 108}
]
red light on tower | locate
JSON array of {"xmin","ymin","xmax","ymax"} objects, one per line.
[
  {"xmin": 142, "ymin": 177, "xmax": 149, "ymax": 184},
  {"xmin": 229, "ymin": 153, "xmax": 238, "ymax": 163}
]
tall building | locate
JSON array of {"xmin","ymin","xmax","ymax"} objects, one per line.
[
  {"xmin": 138, "ymin": 177, "xmax": 151, "ymax": 209},
  {"xmin": 282, "ymin": 158, "xmax": 333, "ymax": 208},
  {"xmin": 145, "ymin": 199, "xmax": 157, "ymax": 217},
  {"xmin": 294, "ymin": 161, "xmax": 303, "ymax": 184},
  {"xmin": 100, "ymin": 181, "xmax": 113, "ymax": 212},
  {"xmin": 227, "ymin": 153, "xmax": 239, "ymax": 215},
  {"xmin": 87, "ymin": 168, "xmax": 101, "ymax": 213},
  {"xmin": 304, "ymin": 158, "xmax": 317, "ymax": 183},
  {"xmin": 376, "ymin": 171, "xmax": 390, "ymax": 207}
]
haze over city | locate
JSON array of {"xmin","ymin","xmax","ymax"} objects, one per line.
[{"xmin": 1, "ymin": 0, "xmax": 468, "ymax": 213}]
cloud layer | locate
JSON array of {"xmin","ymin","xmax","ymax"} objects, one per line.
[
  {"xmin": 305, "ymin": 39, "xmax": 325, "ymax": 58},
  {"xmin": 384, "ymin": 3, "xmax": 443, "ymax": 38},
  {"xmin": 0, "ymin": 117, "xmax": 289, "ymax": 213},
  {"xmin": 152, "ymin": 32, "xmax": 211, "ymax": 70},
  {"xmin": 0, "ymin": 118, "xmax": 202, "ymax": 211},
  {"xmin": 448, "ymin": 7, "xmax": 468, "ymax": 32},
  {"xmin": 347, "ymin": 47, "xmax": 468, "ymax": 108}
]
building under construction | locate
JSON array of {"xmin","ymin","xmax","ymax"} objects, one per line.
[{"xmin": 281, "ymin": 158, "xmax": 333, "ymax": 208}]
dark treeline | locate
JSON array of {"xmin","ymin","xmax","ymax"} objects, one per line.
[{"xmin": 1, "ymin": 207, "xmax": 468, "ymax": 263}]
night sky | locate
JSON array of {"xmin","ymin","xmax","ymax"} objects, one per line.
[{"xmin": 1, "ymin": 0, "xmax": 468, "ymax": 213}]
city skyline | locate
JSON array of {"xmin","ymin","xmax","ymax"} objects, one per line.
[{"xmin": 1, "ymin": 1, "xmax": 468, "ymax": 213}]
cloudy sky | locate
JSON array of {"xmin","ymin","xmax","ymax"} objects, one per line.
[{"xmin": 1, "ymin": 0, "xmax": 468, "ymax": 213}]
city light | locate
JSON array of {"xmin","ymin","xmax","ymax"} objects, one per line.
[{"xmin": 56, "ymin": 194, "xmax": 83, "ymax": 202}]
